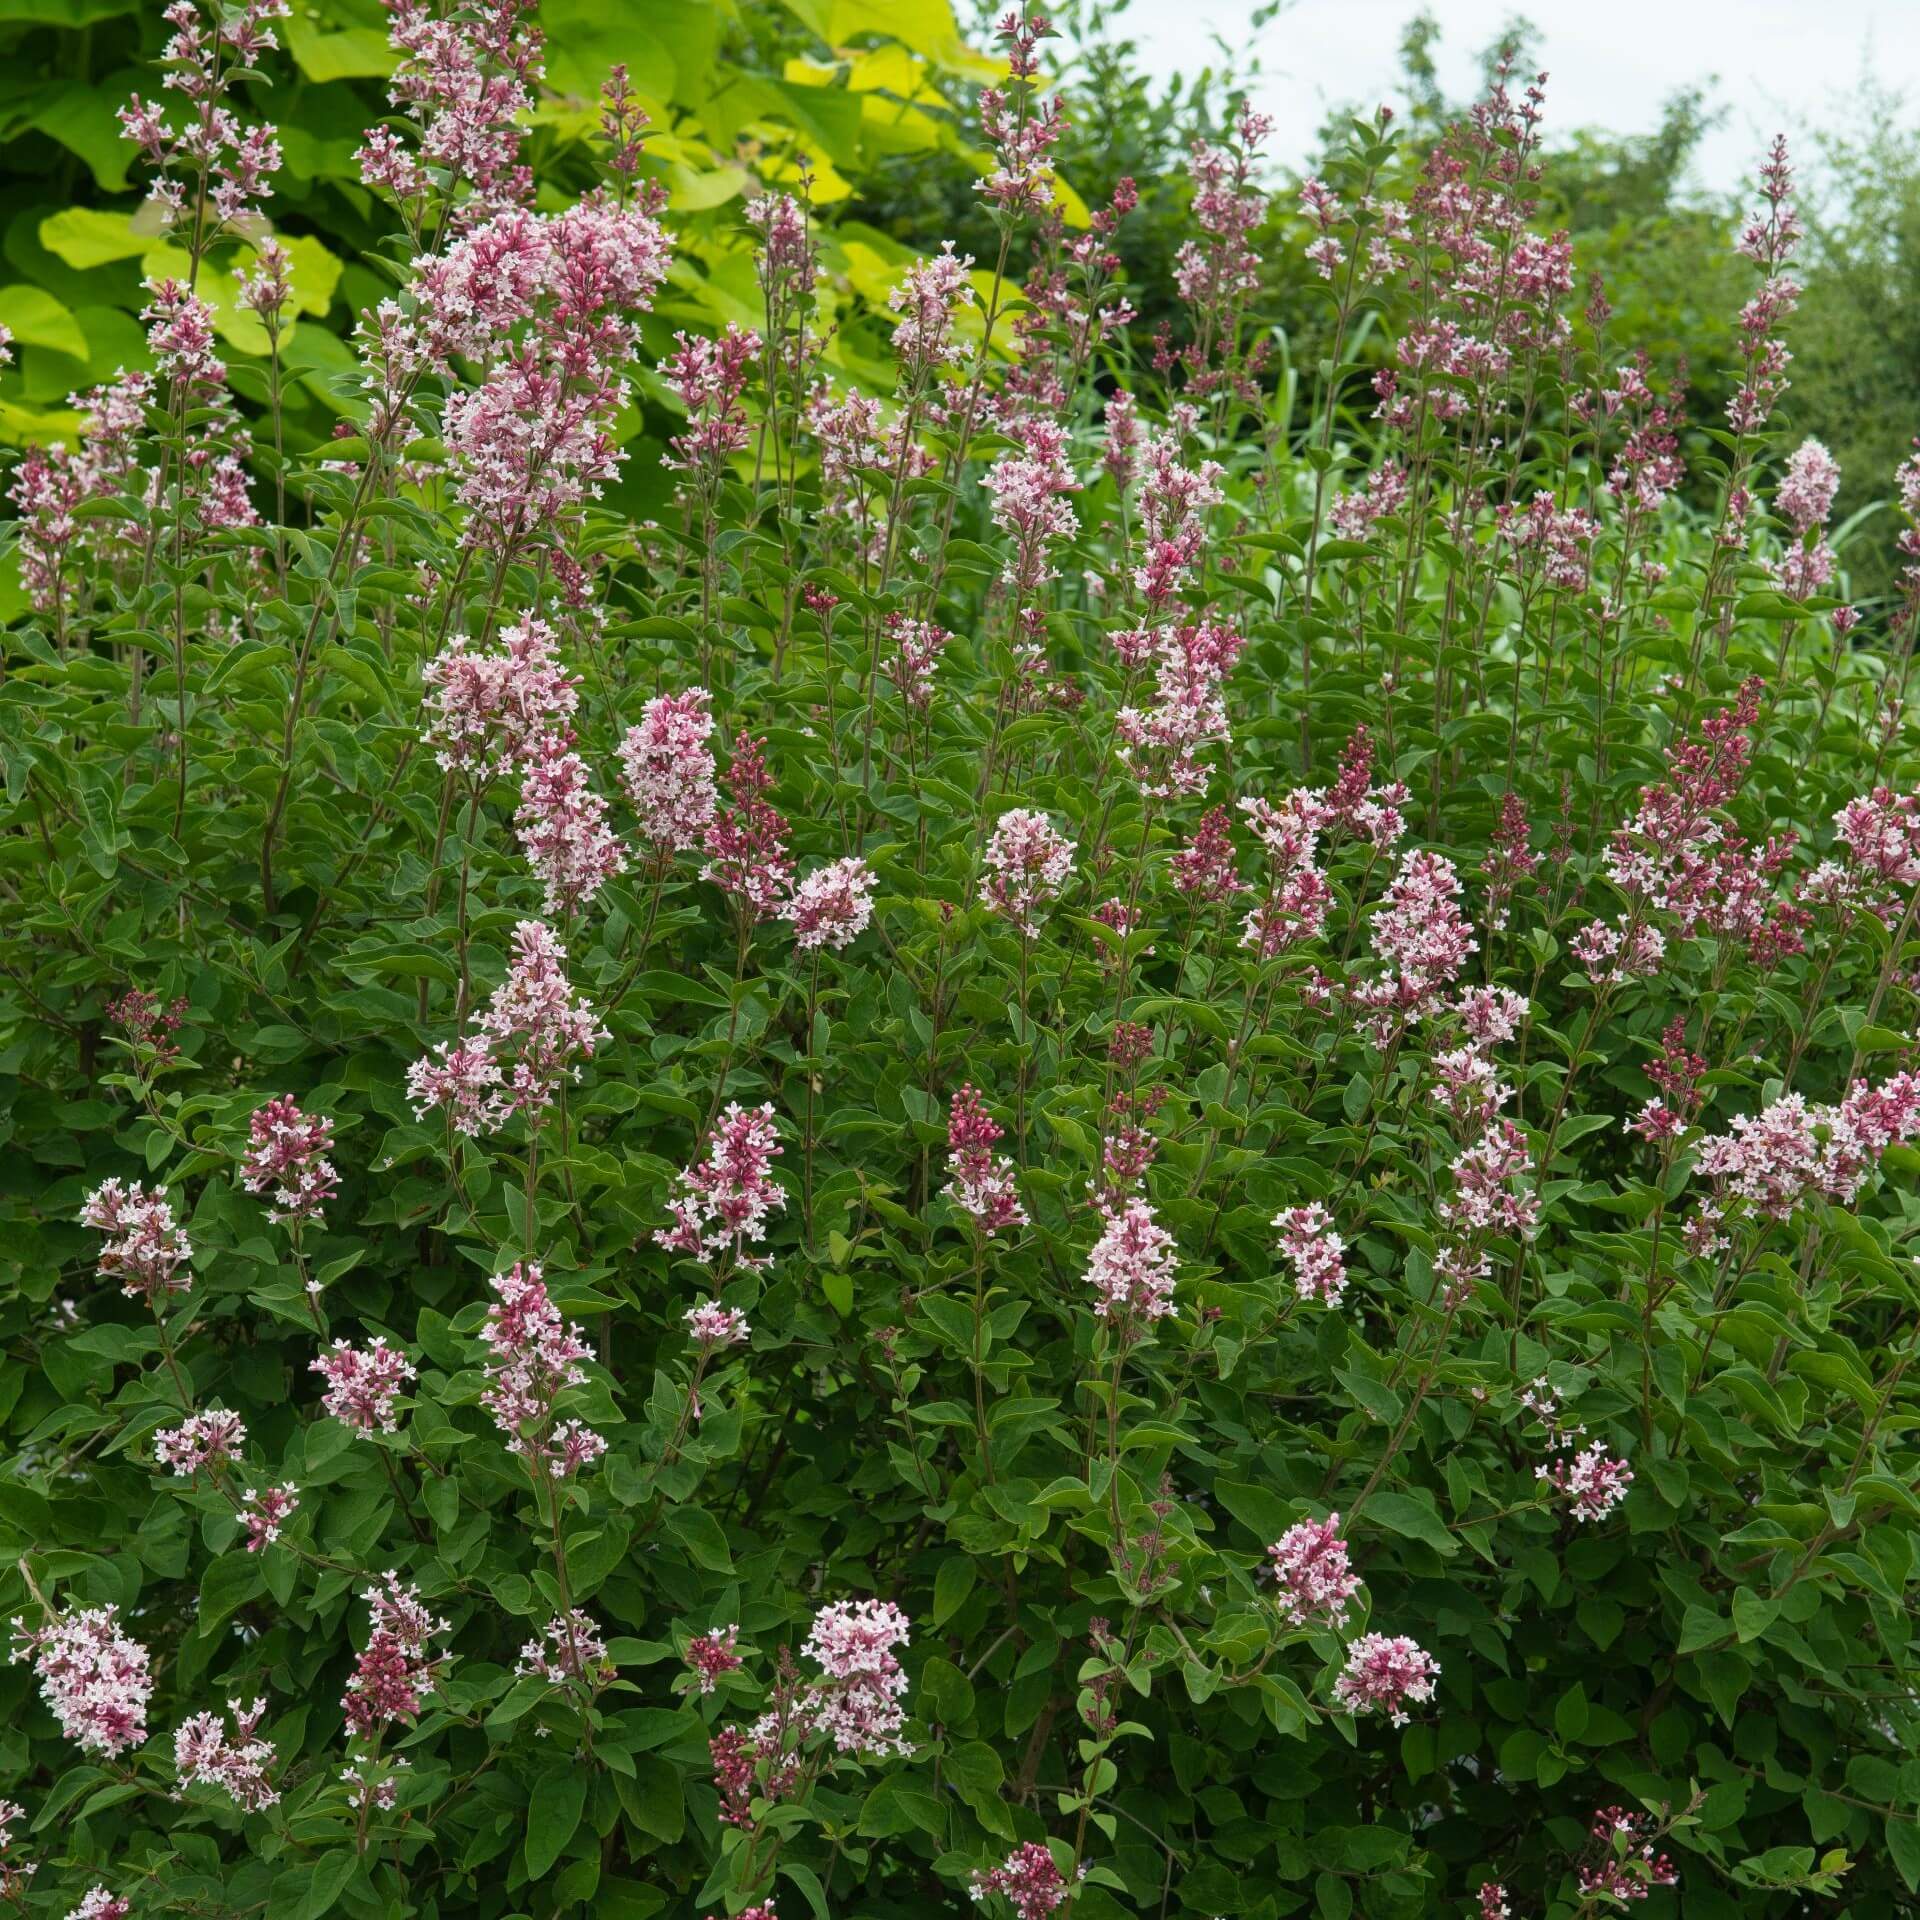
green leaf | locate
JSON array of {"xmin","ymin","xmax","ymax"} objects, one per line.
[
  {"xmin": 663, "ymin": 1503, "xmax": 734, "ymax": 1572},
  {"xmin": 1731, "ymin": 1588, "xmax": 1779, "ymax": 1643},
  {"xmin": 932, "ymin": 1555, "xmax": 977, "ymax": 1626},
  {"xmin": 526, "ymin": 1768, "xmax": 588, "ymax": 1879},
  {"xmin": 1363, "ymin": 1490, "xmax": 1458, "ymax": 1556},
  {"xmin": 0, "ymin": 286, "xmax": 87, "ymax": 357}
]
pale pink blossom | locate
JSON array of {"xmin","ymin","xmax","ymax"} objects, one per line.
[
  {"xmin": 479, "ymin": 1262, "xmax": 600, "ymax": 1475},
  {"xmin": 685, "ymin": 1626, "xmax": 743, "ymax": 1694},
  {"xmin": 981, "ymin": 810, "xmax": 1075, "ymax": 937},
  {"xmin": 1333, "ymin": 1633, "xmax": 1439, "ymax": 1725},
  {"xmin": 240, "ymin": 1484, "xmax": 298, "ymax": 1552},
  {"xmin": 472, "ymin": 920, "xmax": 611, "ymax": 1120},
  {"xmin": 312, "ymin": 1338, "xmax": 417, "ymax": 1433},
  {"xmin": 784, "ymin": 857, "xmax": 877, "ymax": 952},
  {"xmin": 702, "ymin": 733, "xmax": 792, "ymax": 920},
  {"xmin": 421, "ymin": 616, "xmax": 579, "ymax": 778},
  {"xmin": 658, "ymin": 1104, "xmax": 788, "ymax": 1268},
  {"xmin": 343, "ymin": 1576, "xmax": 449, "ymax": 1738},
  {"xmin": 1086, "ymin": 1199, "xmax": 1178, "ymax": 1325},
  {"xmin": 1273, "ymin": 1204, "xmax": 1347, "ymax": 1307},
  {"xmin": 155, "ymin": 1410, "xmax": 248, "ymax": 1478},
  {"xmin": 684, "ymin": 1302, "xmax": 751, "ymax": 1350},
  {"xmin": 970, "ymin": 1842, "xmax": 1070, "ymax": 1920},
  {"xmin": 174, "ymin": 1698, "xmax": 277, "ymax": 1809},
  {"xmin": 9, "ymin": 1605, "xmax": 152, "ymax": 1757},
  {"xmin": 239, "ymin": 1096, "xmax": 338, "ymax": 1225},
  {"xmin": 79, "ymin": 1180, "xmax": 191, "ymax": 1301},
  {"xmin": 1539, "ymin": 1442, "xmax": 1634, "ymax": 1522},
  {"xmin": 65, "ymin": 1889, "xmax": 130, "ymax": 1920},
  {"xmin": 800, "ymin": 1598, "xmax": 912, "ymax": 1757},
  {"xmin": 515, "ymin": 731, "xmax": 627, "ymax": 914},
  {"xmin": 1578, "ymin": 1807, "xmax": 1679, "ymax": 1900},
  {"xmin": 943, "ymin": 1085, "xmax": 1027, "ymax": 1236},
  {"xmin": 619, "ymin": 688, "xmax": 718, "ymax": 858},
  {"xmin": 1265, "ymin": 1516, "xmax": 1362, "ymax": 1630},
  {"xmin": 516, "ymin": 1610, "xmax": 611, "ymax": 1686}
]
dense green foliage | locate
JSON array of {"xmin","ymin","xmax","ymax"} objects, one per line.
[{"xmin": 1, "ymin": 5, "xmax": 1920, "ymax": 1920}]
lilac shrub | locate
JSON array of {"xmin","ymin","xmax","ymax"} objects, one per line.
[{"xmin": 0, "ymin": 7, "xmax": 1916, "ymax": 1920}]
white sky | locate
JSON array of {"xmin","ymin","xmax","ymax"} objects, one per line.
[{"xmin": 1115, "ymin": 0, "xmax": 1918, "ymax": 196}]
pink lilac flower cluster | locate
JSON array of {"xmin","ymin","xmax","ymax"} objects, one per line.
[
  {"xmin": 1688, "ymin": 1073, "xmax": 1920, "ymax": 1249},
  {"xmin": 1171, "ymin": 805, "xmax": 1240, "ymax": 902},
  {"xmin": 0, "ymin": 1796, "xmax": 34, "ymax": 1901},
  {"xmin": 684, "ymin": 1302, "xmax": 751, "ymax": 1351},
  {"xmin": 408, "ymin": 920, "xmax": 609, "ymax": 1132},
  {"xmin": 478, "ymin": 1263, "xmax": 602, "ymax": 1476},
  {"xmin": 118, "ymin": 0, "xmax": 290, "ymax": 235},
  {"xmin": 1538, "ymin": 1441, "xmax": 1634, "ymax": 1522},
  {"xmin": 1237, "ymin": 791, "xmax": 1331, "ymax": 957},
  {"xmin": 514, "ymin": 731, "xmax": 627, "ymax": 914},
  {"xmin": 9, "ymin": 1604, "xmax": 153, "ymax": 1757},
  {"xmin": 1264, "ymin": 1516, "xmax": 1362, "ymax": 1630},
  {"xmin": 154, "ymin": 1409, "xmax": 247, "ymax": 1477},
  {"xmin": 342, "ymin": 1576, "xmax": 449, "ymax": 1737},
  {"xmin": 1454, "ymin": 985, "xmax": 1530, "ymax": 1051},
  {"xmin": 1126, "ymin": 429, "xmax": 1223, "ymax": 610},
  {"xmin": 426, "ymin": 197, "xmax": 674, "ymax": 549},
  {"xmin": 1577, "ymin": 1807, "xmax": 1680, "ymax": 1900},
  {"xmin": 1480, "ymin": 793, "xmax": 1539, "ymax": 933},
  {"xmin": 799, "ymin": 1598, "xmax": 913, "ymax": 1758},
  {"xmin": 1727, "ymin": 136, "xmax": 1803, "ymax": 438},
  {"xmin": 685, "ymin": 1626, "xmax": 744, "ymax": 1694},
  {"xmin": 1092, "ymin": 1088, "xmax": 1163, "ymax": 1215},
  {"xmin": 619, "ymin": 687, "xmax": 719, "ymax": 859},
  {"xmin": 64, "ymin": 1890, "xmax": 130, "ymax": 1920},
  {"xmin": 1436, "ymin": 1120, "xmax": 1539, "ymax": 1278},
  {"xmin": 974, "ymin": 10, "xmax": 1063, "ymax": 219},
  {"xmin": 980, "ymin": 809, "xmax": 1075, "ymax": 937},
  {"xmin": 1173, "ymin": 109, "xmax": 1273, "ymax": 392},
  {"xmin": 1479, "ymin": 1885, "xmax": 1512, "ymax": 1920},
  {"xmin": 658, "ymin": 1103, "xmax": 788, "ymax": 1269},
  {"xmin": 1273, "ymin": 1203, "xmax": 1348, "ymax": 1307},
  {"xmin": 174, "ymin": 1698, "xmax": 277, "ymax": 1810},
  {"xmin": 886, "ymin": 617, "xmax": 949, "ymax": 714},
  {"xmin": 665, "ymin": 325, "xmax": 762, "ymax": 476},
  {"xmin": 1587, "ymin": 678, "xmax": 1766, "ymax": 977},
  {"xmin": 1629, "ymin": 1018, "xmax": 1708, "ymax": 1144},
  {"xmin": 1332, "ymin": 1633, "xmax": 1440, "ymax": 1726},
  {"xmin": 1328, "ymin": 460, "xmax": 1410, "ymax": 542},
  {"xmin": 784, "ymin": 856, "xmax": 877, "ymax": 952},
  {"xmin": 944, "ymin": 1084, "xmax": 1027, "ymax": 1236},
  {"xmin": 312, "ymin": 1337, "xmax": 416, "ymax": 1433},
  {"xmin": 109, "ymin": 987, "xmax": 188, "ymax": 1063},
  {"xmin": 1430, "ymin": 1048, "xmax": 1514, "ymax": 1132},
  {"xmin": 1115, "ymin": 622, "xmax": 1246, "ymax": 798},
  {"xmin": 1822, "ymin": 783, "xmax": 1920, "ymax": 917},
  {"xmin": 79, "ymin": 1180, "xmax": 191, "ymax": 1301},
  {"xmin": 1495, "ymin": 490, "xmax": 1598, "ymax": 592},
  {"xmin": 515, "ymin": 1609, "xmax": 610, "ymax": 1686},
  {"xmin": 240, "ymin": 1484, "xmax": 299, "ymax": 1552},
  {"xmin": 1085, "ymin": 1199, "xmax": 1179, "ymax": 1327},
  {"xmin": 1770, "ymin": 437, "xmax": 1841, "ymax": 601},
  {"xmin": 702, "ymin": 733, "xmax": 793, "ymax": 920},
  {"xmin": 420, "ymin": 616, "xmax": 579, "ymax": 779},
  {"xmin": 239, "ymin": 1095, "xmax": 339, "ymax": 1225},
  {"xmin": 984, "ymin": 415, "xmax": 1080, "ymax": 602},
  {"xmin": 888, "ymin": 243, "xmax": 975, "ymax": 384},
  {"xmin": 362, "ymin": 0, "xmax": 542, "ymax": 218},
  {"xmin": 1353, "ymin": 848, "xmax": 1479, "ymax": 1042},
  {"xmin": 969, "ymin": 1841, "xmax": 1070, "ymax": 1920}
]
